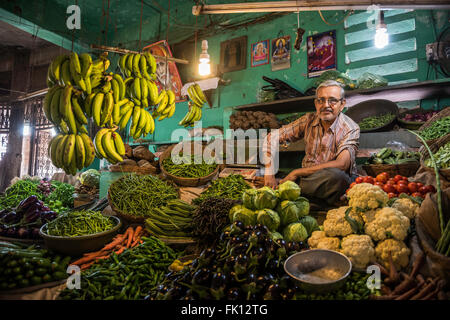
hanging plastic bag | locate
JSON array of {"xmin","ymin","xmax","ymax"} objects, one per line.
[{"xmin": 356, "ymin": 72, "xmax": 388, "ymax": 90}]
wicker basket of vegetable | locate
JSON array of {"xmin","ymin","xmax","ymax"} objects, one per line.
[
  {"xmin": 362, "ymin": 148, "xmax": 420, "ymax": 177},
  {"xmin": 417, "ymin": 106, "xmax": 450, "ymax": 146},
  {"xmin": 398, "ymin": 109, "xmax": 440, "ymax": 130},
  {"xmin": 107, "ymin": 174, "xmax": 180, "ymax": 224},
  {"xmin": 159, "ymin": 141, "xmax": 220, "ymax": 187},
  {"xmin": 419, "ymin": 134, "xmax": 450, "ymax": 181}
]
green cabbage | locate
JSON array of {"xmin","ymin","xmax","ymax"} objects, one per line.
[
  {"xmin": 256, "ymin": 209, "xmax": 280, "ymax": 231},
  {"xmin": 277, "ymin": 200, "xmax": 300, "ymax": 227},
  {"xmin": 293, "ymin": 196, "xmax": 310, "ymax": 217},
  {"xmin": 254, "ymin": 187, "xmax": 278, "ymax": 210},
  {"xmin": 232, "ymin": 207, "xmax": 257, "ymax": 226},
  {"xmin": 283, "ymin": 222, "xmax": 308, "ymax": 242},
  {"xmin": 229, "ymin": 204, "xmax": 245, "ymax": 221},
  {"xmin": 298, "ymin": 215, "xmax": 320, "ymax": 236},
  {"xmin": 270, "ymin": 231, "xmax": 284, "ymax": 241},
  {"xmin": 242, "ymin": 189, "xmax": 258, "ymax": 210},
  {"xmin": 278, "ymin": 181, "xmax": 301, "ymax": 201},
  {"xmin": 79, "ymin": 169, "xmax": 100, "ymax": 188}
]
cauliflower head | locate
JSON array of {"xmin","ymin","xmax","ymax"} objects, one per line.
[
  {"xmin": 359, "ymin": 209, "xmax": 377, "ymax": 224},
  {"xmin": 308, "ymin": 231, "xmax": 341, "ymax": 251},
  {"xmin": 391, "ymin": 198, "xmax": 419, "ymax": 219},
  {"xmin": 347, "ymin": 183, "xmax": 389, "ymax": 211},
  {"xmin": 375, "ymin": 239, "xmax": 411, "ymax": 270},
  {"xmin": 340, "ymin": 234, "xmax": 375, "ymax": 269},
  {"xmin": 323, "ymin": 206, "xmax": 364, "ymax": 237},
  {"xmin": 364, "ymin": 207, "xmax": 410, "ymax": 242}
]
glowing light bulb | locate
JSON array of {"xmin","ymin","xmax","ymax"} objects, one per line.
[
  {"xmin": 198, "ymin": 40, "xmax": 211, "ymax": 76},
  {"xmin": 375, "ymin": 27, "xmax": 389, "ymax": 49}
]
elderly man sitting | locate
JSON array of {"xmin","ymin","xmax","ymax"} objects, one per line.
[{"xmin": 263, "ymin": 80, "xmax": 360, "ymax": 207}]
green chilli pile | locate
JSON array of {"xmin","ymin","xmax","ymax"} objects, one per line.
[
  {"xmin": 425, "ymin": 141, "xmax": 450, "ymax": 170},
  {"xmin": 108, "ymin": 174, "xmax": 178, "ymax": 218},
  {"xmin": 45, "ymin": 210, "xmax": 115, "ymax": 237},
  {"xmin": 420, "ymin": 116, "xmax": 450, "ymax": 140},
  {"xmin": 192, "ymin": 174, "xmax": 251, "ymax": 205},
  {"xmin": 162, "ymin": 154, "xmax": 217, "ymax": 178},
  {"xmin": 358, "ymin": 113, "xmax": 395, "ymax": 131}
]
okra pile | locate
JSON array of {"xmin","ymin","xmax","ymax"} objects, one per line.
[
  {"xmin": 192, "ymin": 174, "xmax": 251, "ymax": 205},
  {"xmin": 59, "ymin": 236, "xmax": 178, "ymax": 300}
]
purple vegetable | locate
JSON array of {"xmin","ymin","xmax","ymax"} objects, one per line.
[
  {"xmin": 31, "ymin": 228, "xmax": 41, "ymax": 239},
  {"xmin": 0, "ymin": 209, "xmax": 9, "ymax": 219},
  {"xmin": 0, "ymin": 225, "xmax": 6, "ymax": 235},
  {"xmin": 6, "ymin": 227, "xmax": 17, "ymax": 237},
  {"xmin": 17, "ymin": 227, "xmax": 30, "ymax": 239},
  {"xmin": 17, "ymin": 195, "xmax": 39, "ymax": 212},
  {"xmin": 3, "ymin": 212, "xmax": 17, "ymax": 224},
  {"xmin": 25, "ymin": 209, "xmax": 40, "ymax": 223}
]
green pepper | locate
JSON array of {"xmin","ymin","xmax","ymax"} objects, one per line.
[
  {"xmin": 30, "ymin": 276, "xmax": 42, "ymax": 286},
  {"xmin": 35, "ymin": 268, "xmax": 47, "ymax": 276}
]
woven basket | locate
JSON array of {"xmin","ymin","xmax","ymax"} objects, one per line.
[
  {"xmin": 417, "ymin": 106, "xmax": 450, "ymax": 146},
  {"xmin": 107, "ymin": 175, "xmax": 180, "ymax": 225},
  {"xmin": 362, "ymin": 162, "xmax": 420, "ymax": 178},
  {"xmin": 109, "ymin": 164, "xmax": 159, "ymax": 175},
  {"xmin": 398, "ymin": 108, "xmax": 433, "ymax": 130},
  {"xmin": 159, "ymin": 141, "xmax": 220, "ymax": 187},
  {"xmin": 419, "ymin": 134, "xmax": 450, "ymax": 181}
]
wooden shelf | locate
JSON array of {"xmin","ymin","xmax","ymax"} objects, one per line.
[{"xmin": 234, "ymin": 79, "xmax": 450, "ymax": 114}]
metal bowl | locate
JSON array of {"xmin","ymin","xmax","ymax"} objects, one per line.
[
  {"xmin": 284, "ymin": 249, "xmax": 352, "ymax": 293},
  {"xmin": 39, "ymin": 215, "xmax": 122, "ymax": 256}
]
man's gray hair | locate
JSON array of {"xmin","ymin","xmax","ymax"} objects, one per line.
[{"xmin": 316, "ymin": 80, "xmax": 345, "ymax": 99}]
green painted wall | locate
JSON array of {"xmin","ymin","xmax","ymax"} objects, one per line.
[{"xmin": 122, "ymin": 9, "xmax": 450, "ymax": 143}]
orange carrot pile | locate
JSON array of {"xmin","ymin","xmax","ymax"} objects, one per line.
[{"xmin": 71, "ymin": 226, "xmax": 145, "ymax": 270}]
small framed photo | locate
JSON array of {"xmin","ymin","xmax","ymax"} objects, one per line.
[
  {"xmin": 219, "ymin": 36, "xmax": 247, "ymax": 73},
  {"xmin": 271, "ymin": 36, "xmax": 291, "ymax": 71},
  {"xmin": 307, "ymin": 30, "xmax": 337, "ymax": 78},
  {"xmin": 251, "ymin": 40, "xmax": 270, "ymax": 67}
]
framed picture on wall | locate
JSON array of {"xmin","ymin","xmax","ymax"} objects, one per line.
[
  {"xmin": 219, "ymin": 36, "xmax": 247, "ymax": 73},
  {"xmin": 307, "ymin": 30, "xmax": 337, "ymax": 78},
  {"xmin": 251, "ymin": 40, "xmax": 270, "ymax": 67},
  {"xmin": 271, "ymin": 36, "xmax": 291, "ymax": 71}
]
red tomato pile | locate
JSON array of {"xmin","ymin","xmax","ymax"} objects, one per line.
[{"xmin": 347, "ymin": 172, "xmax": 436, "ymax": 199}]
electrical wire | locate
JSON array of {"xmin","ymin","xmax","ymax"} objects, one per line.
[{"xmin": 318, "ymin": 10, "xmax": 353, "ymax": 26}]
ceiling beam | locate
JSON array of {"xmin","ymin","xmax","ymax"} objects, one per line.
[{"xmin": 193, "ymin": 1, "xmax": 450, "ymax": 15}]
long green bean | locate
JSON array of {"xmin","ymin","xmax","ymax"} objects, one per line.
[
  {"xmin": 420, "ymin": 116, "xmax": 450, "ymax": 140},
  {"xmin": 108, "ymin": 174, "xmax": 178, "ymax": 218},
  {"xmin": 162, "ymin": 154, "xmax": 217, "ymax": 178},
  {"xmin": 193, "ymin": 174, "xmax": 251, "ymax": 205}
]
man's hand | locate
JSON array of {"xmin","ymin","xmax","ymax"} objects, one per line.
[
  {"xmin": 264, "ymin": 175, "xmax": 278, "ymax": 188},
  {"xmin": 279, "ymin": 171, "xmax": 299, "ymax": 184}
]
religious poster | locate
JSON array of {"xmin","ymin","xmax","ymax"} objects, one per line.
[
  {"xmin": 251, "ymin": 40, "xmax": 270, "ymax": 67},
  {"xmin": 143, "ymin": 40, "xmax": 185, "ymax": 102},
  {"xmin": 271, "ymin": 36, "xmax": 291, "ymax": 71},
  {"xmin": 219, "ymin": 36, "xmax": 247, "ymax": 73},
  {"xmin": 307, "ymin": 30, "xmax": 337, "ymax": 78}
]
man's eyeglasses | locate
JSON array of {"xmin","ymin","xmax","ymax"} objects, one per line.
[{"xmin": 315, "ymin": 97, "xmax": 343, "ymax": 106}]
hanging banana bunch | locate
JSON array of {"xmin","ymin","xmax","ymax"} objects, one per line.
[
  {"xmin": 93, "ymin": 127, "xmax": 126, "ymax": 165},
  {"xmin": 47, "ymin": 132, "xmax": 96, "ymax": 176},
  {"xmin": 179, "ymin": 84, "xmax": 207, "ymax": 127}
]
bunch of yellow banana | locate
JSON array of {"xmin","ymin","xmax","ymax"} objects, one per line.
[
  {"xmin": 152, "ymin": 89, "xmax": 176, "ymax": 121},
  {"xmin": 93, "ymin": 128, "xmax": 126, "ymax": 164},
  {"xmin": 179, "ymin": 84, "xmax": 207, "ymax": 127},
  {"xmin": 123, "ymin": 76, "xmax": 159, "ymax": 109},
  {"xmin": 48, "ymin": 133, "xmax": 95, "ymax": 175},
  {"xmin": 43, "ymin": 85, "xmax": 89, "ymax": 135},
  {"xmin": 118, "ymin": 52, "xmax": 157, "ymax": 81},
  {"xmin": 178, "ymin": 101, "xmax": 203, "ymax": 127},
  {"xmin": 127, "ymin": 106, "xmax": 155, "ymax": 140},
  {"xmin": 47, "ymin": 52, "xmax": 111, "ymax": 93}
]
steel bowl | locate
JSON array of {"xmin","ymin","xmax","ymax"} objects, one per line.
[
  {"xmin": 284, "ymin": 249, "xmax": 352, "ymax": 293},
  {"xmin": 39, "ymin": 215, "xmax": 122, "ymax": 256}
]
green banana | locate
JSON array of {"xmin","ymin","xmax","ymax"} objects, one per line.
[
  {"xmin": 80, "ymin": 133, "xmax": 95, "ymax": 167},
  {"xmin": 80, "ymin": 53, "xmax": 93, "ymax": 78},
  {"xmin": 70, "ymin": 52, "xmax": 82, "ymax": 75},
  {"xmin": 61, "ymin": 60, "xmax": 72, "ymax": 86},
  {"xmin": 75, "ymin": 134, "xmax": 86, "ymax": 170},
  {"xmin": 92, "ymin": 92, "xmax": 105, "ymax": 126},
  {"xmin": 111, "ymin": 78, "xmax": 120, "ymax": 103},
  {"xmin": 132, "ymin": 54, "xmax": 142, "ymax": 78},
  {"xmin": 71, "ymin": 95, "xmax": 87, "ymax": 125},
  {"xmin": 113, "ymin": 74, "xmax": 125, "ymax": 100}
]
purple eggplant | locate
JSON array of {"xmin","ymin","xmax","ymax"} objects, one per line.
[
  {"xmin": 3, "ymin": 211, "xmax": 18, "ymax": 224},
  {"xmin": 17, "ymin": 195, "xmax": 39, "ymax": 212},
  {"xmin": 31, "ymin": 227, "xmax": 41, "ymax": 239},
  {"xmin": 6, "ymin": 227, "xmax": 18, "ymax": 237},
  {"xmin": 17, "ymin": 227, "xmax": 30, "ymax": 239},
  {"xmin": 41, "ymin": 206, "xmax": 51, "ymax": 212},
  {"xmin": 0, "ymin": 225, "xmax": 6, "ymax": 235},
  {"xmin": 24, "ymin": 209, "xmax": 41, "ymax": 223}
]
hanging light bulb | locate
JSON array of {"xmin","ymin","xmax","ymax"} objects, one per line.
[
  {"xmin": 198, "ymin": 40, "xmax": 211, "ymax": 76},
  {"xmin": 374, "ymin": 10, "xmax": 389, "ymax": 49}
]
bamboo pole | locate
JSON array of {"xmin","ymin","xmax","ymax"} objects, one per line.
[{"xmin": 90, "ymin": 44, "xmax": 189, "ymax": 64}]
